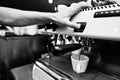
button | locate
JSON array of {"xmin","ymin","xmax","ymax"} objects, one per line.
[
  {"xmin": 94, "ymin": 9, "xmax": 120, "ymax": 18},
  {"xmin": 74, "ymin": 22, "xmax": 86, "ymax": 32}
]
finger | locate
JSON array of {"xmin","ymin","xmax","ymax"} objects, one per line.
[
  {"xmin": 87, "ymin": 0, "xmax": 93, "ymax": 6},
  {"xmin": 105, "ymin": 0, "xmax": 117, "ymax": 4},
  {"xmin": 71, "ymin": 3, "xmax": 77, "ymax": 6},
  {"xmin": 91, "ymin": 0, "xmax": 99, "ymax": 7},
  {"xmin": 57, "ymin": 4, "xmax": 68, "ymax": 11},
  {"xmin": 77, "ymin": 1, "xmax": 92, "ymax": 8},
  {"xmin": 69, "ymin": 1, "xmax": 92, "ymax": 12}
]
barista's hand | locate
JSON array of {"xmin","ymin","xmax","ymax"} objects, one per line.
[{"xmin": 52, "ymin": 2, "xmax": 91, "ymax": 29}]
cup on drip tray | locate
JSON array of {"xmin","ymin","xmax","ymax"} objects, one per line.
[{"xmin": 71, "ymin": 54, "xmax": 89, "ymax": 74}]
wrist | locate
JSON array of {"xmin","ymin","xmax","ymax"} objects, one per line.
[{"xmin": 49, "ymin": 12, "xmax": 58, "ymax": 24}]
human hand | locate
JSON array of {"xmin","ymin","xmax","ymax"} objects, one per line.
[{"xmin": 52, "ymin": 1, "xmax": 91, "ymax": 29}]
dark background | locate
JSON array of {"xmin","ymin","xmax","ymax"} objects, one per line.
[{"xmin": 0, "ymin": 0, "xmax": 86, "ymax": 12}]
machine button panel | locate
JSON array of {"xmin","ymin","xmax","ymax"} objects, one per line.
[{"xmin": 94, "ymin": 9, "xmax": 120, "ymax": 18}]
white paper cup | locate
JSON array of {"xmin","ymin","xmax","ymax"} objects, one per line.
[
  {"xmin": 19, "ymin": 27, "xmax": 26, "ymax": 35},
  {"xmin": 71, "ymin": 54, "xmax": 89, "ymax": 74},
  {"xmin": 13, "ymin": 27, "xmax": 20, "ymax": 35},
  {"xmin": 25, "ymin": 25, "xmax": 38, "ymax": 35}
]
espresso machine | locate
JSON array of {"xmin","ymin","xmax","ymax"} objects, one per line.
[{"xmin": 32, "ymin": 3, "xmax": 120, "ymax": 80}]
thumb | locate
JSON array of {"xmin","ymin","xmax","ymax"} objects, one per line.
[{"xmin": 65, "ymin": 20, "xmax": 81, "ymax": 29}]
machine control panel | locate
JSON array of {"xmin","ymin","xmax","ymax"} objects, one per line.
[{"xmin": 94, "ymin": 9, "xmax": 120, "ymax": 18}]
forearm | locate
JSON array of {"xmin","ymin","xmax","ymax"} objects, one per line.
[
  {"xmin": 0, "ymin": 1, "xmax": 90, "ymax": 29},
  {"xmin": 0, "ymin": 7, "xmax": 54, "ymax": 26}
]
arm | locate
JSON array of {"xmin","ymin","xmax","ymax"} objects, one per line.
[
  {"xmin": 0, "ymin": 2, "xmax": 90, "ymax": 29},
  {"xmin": 0, "ymin": 7, "xmax": 53, "ymax": 26}
]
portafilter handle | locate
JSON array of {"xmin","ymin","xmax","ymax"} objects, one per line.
[{"xmin": 51, "ymin": 43, "xmax": 83, "ymax": 56}]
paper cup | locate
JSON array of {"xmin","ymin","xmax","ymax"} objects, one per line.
[
  {"xmin": 71, "ymin": 54, "xmax": 89, "ymax": 74},
  {"xmin": 25, "ymin": 25, "xmax": 38, "ymax": 35},
  {"xmin": 19, "ymin": 27, "xmax": 26, "ymax": 35},
  {"xmin": 13, "ymin": 27, "xmax": 20, "ymax": 35}
]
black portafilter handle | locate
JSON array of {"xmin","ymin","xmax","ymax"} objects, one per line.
[{"xmin": 51, "ymin": 43, "xmax": 83, "ymax": 56}]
